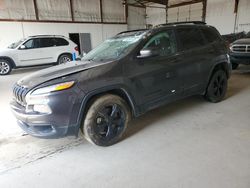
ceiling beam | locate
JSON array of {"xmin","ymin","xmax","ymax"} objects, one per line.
[
  {"xmin": 168, "ymin": 0, "xmax": 204, "ymax": 8},
  {"xmin": 202, "ymin": 0, "xmax": 207, "ymax": 22},
  {"xmin": 132, "ymin": 0, "xmax": 205, "ymax": 7}
]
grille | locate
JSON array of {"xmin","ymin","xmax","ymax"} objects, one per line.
[
  {"xmin": 232, "ymin": 45, "xmax": 250, "ymax": 53},
  {"xmin": 13, "ymin": 84, "xmax": 29, "ymax": 106}
]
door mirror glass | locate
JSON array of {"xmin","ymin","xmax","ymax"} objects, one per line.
[
  {"xmin": 137, "ymin": 48, "xmax": 159, "ymax": 58},
  {"xmin": 19, "ymin": 45, "xmax": 26, "ymax": 50}
]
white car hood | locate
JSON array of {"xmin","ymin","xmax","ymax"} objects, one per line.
[{"xmin": 0, "ymin": 48, "xmax": 15, "ymax": 56}]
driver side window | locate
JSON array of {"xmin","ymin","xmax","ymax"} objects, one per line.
[
  {"xmin": 143, "ymin": 30, "xmax": 177, "ymax": 57},
  {"xmin": 23, "ymin": 39, "xmax": 34, "ymax": 49}
]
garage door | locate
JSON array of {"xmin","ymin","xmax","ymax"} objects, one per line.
[{"xmin": 168, "ymin": 2, "xmax": 203, "ymax": 22}]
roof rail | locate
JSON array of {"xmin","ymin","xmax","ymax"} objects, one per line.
[
  {"xmin": 117, "ymin": 29, "xmax": 148, "ymax": 36},
  {"xmin": 156, "ymin": 21, "xmax": 206, "ymax": 27},
  {"xmin": 29, "ymin": 35, "xmax": 65, "ymax": 37}
]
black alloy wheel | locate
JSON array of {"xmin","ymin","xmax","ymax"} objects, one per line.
[
  {"xmin": 82, "ymin": 95, "xmax": 131, "ymax": 146},
  {"xmin": 205, "ymin": 69, "xmax": 228, "ymax": 103}
]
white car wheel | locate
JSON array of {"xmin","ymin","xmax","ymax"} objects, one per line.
[
  {"xmin": 0, "ymin": 60, "xmax": 12, "ymax": 75},
  {"xmin": 58, "ymin": 55, "xmax": 71, "ymax": 64}
]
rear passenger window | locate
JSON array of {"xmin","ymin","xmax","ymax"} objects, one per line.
[
  {"xmin": 54, "ymin": 38, "xmax": 69, "ymax": 46},
  {"xmin": 201, "ymin": 28, "xmax": 221, "ymax": 43},
  {"xmin": 177, "ymin": 28, "xmax": 205, "ymax": 51},
  {"xmin": 39, "ymin": 38, "xmax": 54, "ymax": 48}
]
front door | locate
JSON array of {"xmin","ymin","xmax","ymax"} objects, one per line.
[
  {"xmin": 17, "ymin": 38, "xmax": 42, "ymax": 66},
  {"xmin": 125, "ymin": 30, "xmax": 183, "ymax": 111}
]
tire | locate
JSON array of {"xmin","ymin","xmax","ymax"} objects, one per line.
[
  {"xmin": 232, "ymin": 63, "xmax": 239, "ymax": 70},
  {"xmin": 205, "ymin": 69, "xmax": 228, "ymax": 103},
  {"xmin": 0, "ymin": 59, "xmax": 12, "ymax": 75},
  {"xmin": 81, "ymin": 94, "xmax": 131, "ymax": 146},
  {"xmin": 57, "ymin": 54, "xmax": 72, "ymax": 64}
]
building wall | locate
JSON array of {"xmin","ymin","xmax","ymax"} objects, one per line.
[
  {"xmin": 146, "ymin": 0, "xmax": 250, "ymax": 35},
  {"xmin": 233, "ymin": 0, "xmax": 250, "ymax": 33},
  {"xmin": 146, "ymin": 3, "xmax": 166, "ymax": 26},
  {"xmin": 206, "ymin": 0, "xmax": 250, "ymax": 34},
  {"xmin": 0, "ymin": 22, "xmax": 127, "ymax": 49},
  {"xmin": 0, "ymin": 0, "xmax": 250, "ymax": 49},
  {"xmin": 206, "ymin": 0, "xmax": 236, "ymax": 34},
  {"xmin": 127, "ymin": 0, "xmax": 146, "ymax": 30},
  {"xmin": 168, "ymin": 3, "xmax": 203, "ymax": 23}
]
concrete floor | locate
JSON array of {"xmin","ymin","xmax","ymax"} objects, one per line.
[{"xmin": 0, "ymin": 66, "xmax": 250, "ymax": 188}]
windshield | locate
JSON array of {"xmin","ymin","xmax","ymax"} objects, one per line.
[
  {"xmin": 8, "ymin": 38, "xmax": 26, "ymax": 49},
  {"xmin": 82, "ymin": 31, "xmax": 147, "ymax": 62}
]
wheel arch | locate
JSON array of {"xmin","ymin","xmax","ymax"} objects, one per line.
[
  {"xmin": 204, "ymin": 61, "xmax": 229, "ymax": 94},
  {"xmin": 57, "ymin": 53, "xmax": 72, "ymax": 63},
  {"xmin": 75, "ymin": 87, "xmax": 138, "ymax": 136},
  {"xmin": 208, "ymin": 61, "xmax": 230, "ymax": 82},
  {"xmin": 0, "ymin": 56, "xmax": 16, "ymax": 68}
]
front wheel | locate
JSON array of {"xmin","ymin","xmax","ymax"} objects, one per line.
[
  {"xmin": 0, "ymin": 59, "xmax": 12, "ymax": 75},
  {"xmin": 205, "ymin": 70, "xmax": 228, "ymax": 103},
  {"xmin": 81, "ymin": 95, "xmax": 131, "ymax": 146}
]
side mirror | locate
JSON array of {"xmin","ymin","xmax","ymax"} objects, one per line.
[
  {"xmin": 137, "ymin": 48, "xmax": 159, "ymax": 59},
  {"xmin": 19, "ymin": 45, "xmax": 26, "ymax": 50},
  {"xmin": 82, "ymin": 51, "xmax": 87, "ymax": 57}
]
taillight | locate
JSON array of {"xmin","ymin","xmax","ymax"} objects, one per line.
[{"xmin": 74, "ymin": 46, "xmax": 78, "ymax": 51}]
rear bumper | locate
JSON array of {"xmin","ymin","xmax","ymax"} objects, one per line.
[{"xmin": 10, "ymin": 87, "xmax": 85, "ymax": 138}]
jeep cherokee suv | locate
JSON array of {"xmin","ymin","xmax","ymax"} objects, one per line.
[
  {"xmin": 10, "ymin": 22, "xmax": 231, "ymax": 146},
  {"xmin": 0, "ymin": 35, "xmax": 78, "ymax": 75}
]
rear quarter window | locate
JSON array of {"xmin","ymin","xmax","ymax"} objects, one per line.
[
  {"xmin": 39, "ymin": 38, "xmax": 54, "ymax": 48},
  {"xmin": 176, "ymin": 27, "xmax": 205, "ymax": 51},
  {"xmin": 54, "ymin": 38, "xmax": 69, "ymax": 46},
  {"xmin": 201, "ymin": 27, "xmax": 221, "ymax": 43}
]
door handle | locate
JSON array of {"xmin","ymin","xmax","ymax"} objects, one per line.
[
  {"xmin": 166, "ymin": 72, "xmax": 173, "ymax": 79},
  {"xmin": 208, "ymin": 49, "xmax": 214, "ymax": 54},
  {"xmin": 174, "ymin": 57, "xmax": 182, "ymax": 62}
]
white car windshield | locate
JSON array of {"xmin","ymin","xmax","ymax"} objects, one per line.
[
  {"xmin": 8, "ymin": 38, "xmax": 26, "ymax": 49},
  {"xmin": 82, "ymin": 31, "xmax": 147, "ymax": 62}
]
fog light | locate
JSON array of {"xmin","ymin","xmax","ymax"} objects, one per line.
[{"xmin": 33, "ymin": 104, "xmax": 52, "ymax": 114}]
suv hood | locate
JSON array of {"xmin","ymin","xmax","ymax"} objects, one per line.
[
  {"xmin": 17, "ymin": 60, "xmax": 113, "ymax": 88},
  {"xmin": 233, "ymin": 38, "xmax": 250, "ymax": 44},
  {"xmin": 0, "ymin": 48, "xmax": 14, "ymax": 55}
]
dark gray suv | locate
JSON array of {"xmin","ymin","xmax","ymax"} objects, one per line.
[{"xmin": 10, "ymin": 22, "xmax": 231, "ymax": 146}]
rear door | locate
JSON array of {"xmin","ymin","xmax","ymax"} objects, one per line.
[
  {"xmin": 53, "ymin": 37, "xmax": 71, "ymax": 61},
  {"xmin": 38, "ymin": 38, "xmax": 56, "ymax": 64},
  {"xmin": 175, "ymin": 27, "xmax": 208, "ymax": 95}
]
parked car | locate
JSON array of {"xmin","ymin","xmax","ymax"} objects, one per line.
[
  {"xmin": 10, "ymin": 22, "xmax": 231, "ymax": 146},
  {"xmin": 0, "ymin": 35, "xmax": 79, "ymax": 75},
  {"xmin": 222, "ymin": 31, "xmax": 247, "ymax": 44},
  {"xmin": 230, "ymin": 38, "xmax": 250, "ymax": 69}
]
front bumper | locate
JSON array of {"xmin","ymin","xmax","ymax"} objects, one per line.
[
  {"xmin": 10, "ymin": 87, "xmax": 85, "ymax": 138},
  {"xmin": 230, "ymin": 52, "xmax": 250, "ymax": 64}
]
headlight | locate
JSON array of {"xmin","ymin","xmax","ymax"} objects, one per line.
[
  {"xmin": 32, "ymin": 81, "xmax": 75, "ymax": 95},
  {"xmin": 229, "ymin": 44, "xmax": 233, "ymax": 52}
]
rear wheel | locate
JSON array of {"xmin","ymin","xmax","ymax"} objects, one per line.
[
  {"xmin": 0, "ymin": 59, "xmax": 12, "ymax": 75},
  {"xmin": 57, "ymin": 54, "xmax": 72, "ymax": 64},
  {"xmin": 205, "ymin": 69, "xmax": 228, "ymax": 103},
  {"xmin": 232, "ymin": 63, "xmax": 239, "ymax": 70},
  {"xmin": 81, "ymin": 95, "xmax": 131, "ymax": 146}
]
